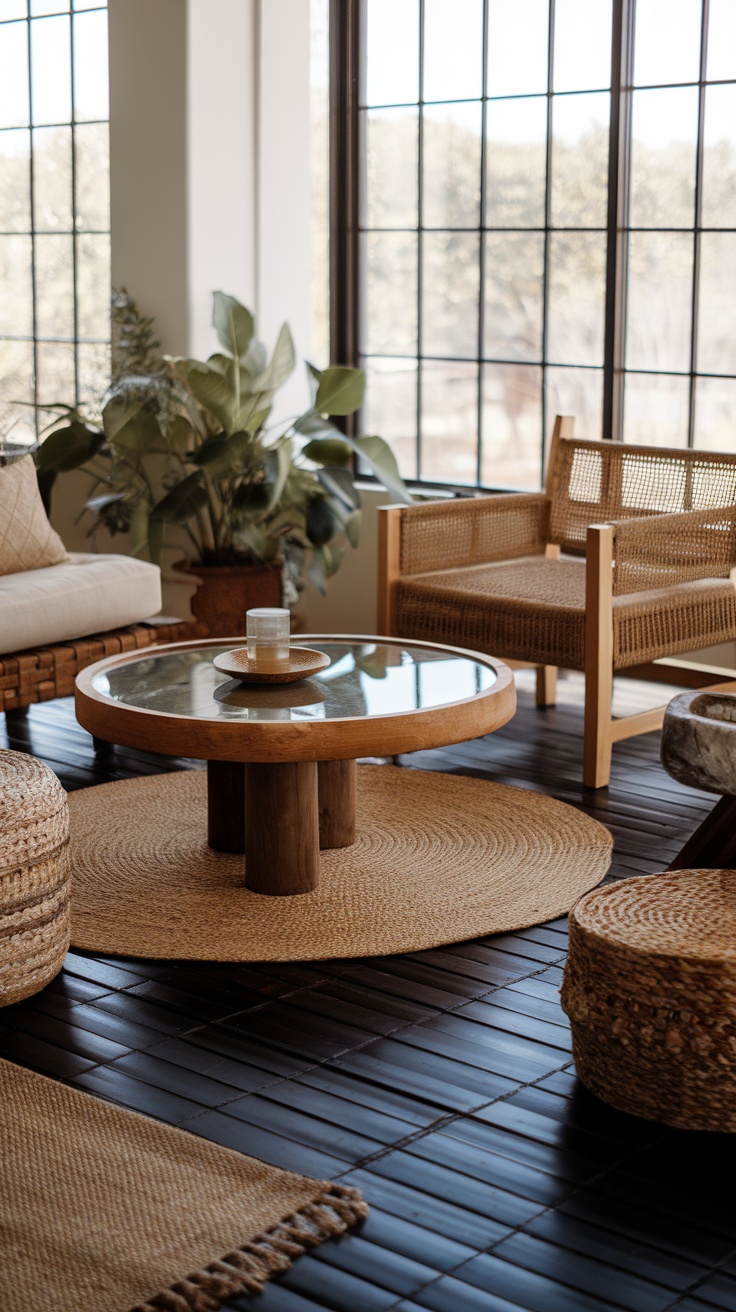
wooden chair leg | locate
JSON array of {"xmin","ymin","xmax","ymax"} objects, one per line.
[
  {"xmin": 583, "ymin": 525, "xmax": 614, "ymax": 790},
  {"xmin": 536, "ymin": 666, "xmax": 558, "ymax": 707}
]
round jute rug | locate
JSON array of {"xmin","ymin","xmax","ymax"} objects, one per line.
[{"xmin": 67, "ymin": 766, "xmax": 612, "ymax": 962}]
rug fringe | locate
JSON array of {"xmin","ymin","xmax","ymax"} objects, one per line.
[{"xmin": 132, "ymin": 1183, "xmax": 369, "ymax": 1311}]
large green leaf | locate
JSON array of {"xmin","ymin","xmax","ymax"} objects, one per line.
[
  {"xmin": 305, "ymin": 361, "xmax": 322, "ymax": 405},
  {"xmin": 306, "ymin": 496, "xmax": 336, "ymax": 547},
  {"xmin": 232, "ymin": 480, "xmax": 272, "ymax": 515},
  {"xmin": 234, "ymin": 390, "xmax": 271, "ymax": 435},
  {"xmin": 264, "ymin": 440, "xmax": 292, "ymax": 509},
  {"xmin": 315, "ymin": 367, "xmax": 365, "ymax": 416},
  {"xmin": 111, "ymin": 408, "xmax": 162, "ymax": 454},
  {"xmin": 184, "ymin": 362, "xmax": 236, "ymax": 432},
  {"xmin": 301, "ymin": 436, "xmax": 353, "ymax": 467},
  {"xmin": 102, "ymin": 394, "xmax": 146, "ymax": 441},
  {"xmin": 35, "ymin": 421, "xmax": 101, "ymax": 473},
  {"xmin": 252, "ymin": 322, "xmax": 296, "ymax": 392},
  {"xmin": 316, "ymin": 466, "xmax": 361, "ymax": 511},
  {"xmin": 150, "ymin": 472, "xmax": 208, "ymax": 524},
  {"xmin": 192, "ymin": 430, "xmax": 253, "ymax": 478},
  {"xmin": 245, "ymin": 405, "xmax": 271, "ymax": 436},
  {"xmin": 205, "ymin": 353, "xmax": 231, "ymax": 376},
  {"xmin": 242, "ymin": 338, "xmax": 267, "ymax": 378},
  {"xmin": 352, "ymin": 435, "xmax": 414, "ymax": 505},
  {"xmin": 212, "ymin": 292, "xmax": 254, "ymax": 360},
  {"xmin": 167, "ymin": 415, "xmax": 196, "ymax": 450}
]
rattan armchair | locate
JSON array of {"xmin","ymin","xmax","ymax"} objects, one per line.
[{"xmin": 377, "ymin": 416, "xmax": 736, "ymax": 788}]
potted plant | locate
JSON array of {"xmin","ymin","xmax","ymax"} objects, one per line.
[{"xmin": 35, "ymin": 291, "xmax": 412, "ymax": 635}]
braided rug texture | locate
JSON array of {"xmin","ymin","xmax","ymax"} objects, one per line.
[
  {"xmin": 561, "ymin": 868, "xmax": 736, "ymax": 1130},
  {"xmin": 0, "ymin": 1058, "xmax": 367, "ymax": 1312},
  {"xmin": 0, "ymin": 748, "xmax": 70, "ymax": 1004},
  {"xmin": 68, "ymin": 765, "xmax": 612, "ymax": 961}
]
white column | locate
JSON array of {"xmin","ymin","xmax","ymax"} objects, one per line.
[
  {"xmin": 108, "ymin": 0, "xmax": 190, "ymax": 354},
  {"xmin": 256, "ymin": 0, "xmax": 312, "ymax": 420},
  {"xmin": 187, "ymin": 0, "xmax": 258, "ymax": 360}
]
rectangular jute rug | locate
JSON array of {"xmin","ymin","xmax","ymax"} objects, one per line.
[{"xmin": 0, "ymin": 1058, "xmax": 367, "ymax": 1312}]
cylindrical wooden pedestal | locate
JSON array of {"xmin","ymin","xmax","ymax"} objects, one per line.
[{"xmin": 244, "ymin": 761, "xmax": 320, "ymax": 895}]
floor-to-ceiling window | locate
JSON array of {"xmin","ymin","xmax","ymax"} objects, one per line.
[
  {"xmin": 0, "ymin": 0, "xmax": 110, "ymax": 447},
  {"xmin": 339, "ymin": 0, "xmax": 736, "ymax": 488},
  {"xmin": 622, "ymin": 0, "xmax": 736, "ymax": 452}
]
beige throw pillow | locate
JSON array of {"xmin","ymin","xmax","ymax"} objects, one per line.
[{"xmin": 0, "ymin": 455, "xmax": 68, "ymax": 577}]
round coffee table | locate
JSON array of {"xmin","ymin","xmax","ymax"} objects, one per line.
[{"xmin": 75, "ymin": 635, "xmax": 515, "ymax": 896}]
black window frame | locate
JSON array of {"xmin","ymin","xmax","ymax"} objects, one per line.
[
  {"xmin": 330, "ymin": 0, "xmax": 736, "ymax": 487},
  {"xmin": 0, "ymin": 0, "xmax": 110, "ymax": 443}
]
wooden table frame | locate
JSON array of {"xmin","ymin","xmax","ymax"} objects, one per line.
[{"xmin": 75, "ymin": 635, "xmax": 516, "ymax": 896}]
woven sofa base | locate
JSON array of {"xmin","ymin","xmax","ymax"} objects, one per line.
[
  {"xmin": 395, "ymin": 558, "xmax": 736, "ymax": 671},
  {"xmin": 0, "ymin": 619, "xmax": 202, "ymax": 713}
]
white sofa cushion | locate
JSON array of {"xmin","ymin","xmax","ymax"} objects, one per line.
[{"xmin": 0, "ymin": 552, "xmax": 162, "ymax": 655}]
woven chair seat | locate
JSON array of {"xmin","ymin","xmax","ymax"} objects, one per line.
[
  {"xmin": 0, "ymin": 749, "xmax": 70, "ymax": 1006},
  {"xmin": 561, "ymin": 869, "xmax": 736, "ymax": 1130},
  {"xmin": 395, "ymin": 557, "xmax": 736, "ymax": 671}
]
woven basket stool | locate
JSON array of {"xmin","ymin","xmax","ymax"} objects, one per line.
[
  {"xmin": 561, "ymin": 869, "xmax": 736, "ymax": 1131},
  {"xmin": 0, "ymin": 749, "xmax": 70, "ymax": 1006}
]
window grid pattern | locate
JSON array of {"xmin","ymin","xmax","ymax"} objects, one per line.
[
  {"xmin": 355, "ymin": 0, "xmax": 736, "ymax": 489},
  {"xmin": 0, "ymin": 0, "xmax": 110, "ymax": 445},
  {"xmin": 618, "ymin": 0, "xmax": 736, "ymax": 453}
]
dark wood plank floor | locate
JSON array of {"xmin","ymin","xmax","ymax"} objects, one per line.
[{"xmin": 3, "ymin": 670, "xmax": 736, "ymax": 1312}]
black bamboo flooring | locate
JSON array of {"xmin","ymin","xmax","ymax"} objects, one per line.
[{"xmin": 3, "ymin": 670, "xmax": 736, "ymax": 1312}]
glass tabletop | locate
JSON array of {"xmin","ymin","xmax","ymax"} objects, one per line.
[{"xmin": 92, "ymin": 640, "xmax": 497, "ymax": 724}]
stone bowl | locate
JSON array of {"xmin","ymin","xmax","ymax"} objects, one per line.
[{"xmin": 660, "ymin": 690, "xmax": 736, "ymax": 795}]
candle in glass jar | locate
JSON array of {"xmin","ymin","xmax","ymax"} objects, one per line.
[{"xmin": 246, "ymin": 607, "xmax": 290, "ymax": 671}]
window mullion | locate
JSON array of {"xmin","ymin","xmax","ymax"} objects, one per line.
[
  {"xmin": 416, "ymin": 0, "xmax": 425, "ymax": 480},
  {"xmin": 602, "ymin": 0, "xmax": 634, "ymax": 442},
  {"xmin": 70, "ymin": 7, "xmax": 80, "ymax": 408},
  {"xmin": 476, "ymin": 0, "xmax": 489, "ymax": 487},
  {"xmin": 688, "ymin": 0, "xmax": 710, "ymax": 448},
  {"xmin": 540, "ymin": 0, "xmax": 555, "ymax": 478}
]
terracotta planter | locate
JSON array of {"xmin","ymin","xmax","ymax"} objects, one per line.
[{"xmin": 174, "ymin": 559, "xmax": 282, "ymax": 639}]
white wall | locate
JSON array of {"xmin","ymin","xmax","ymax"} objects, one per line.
[
  {"xmin": 187, "ymin": 0, "xmax": 258, "ymax": 360},
  {"xmin": 257, "ymin": 0, "xmax": 312, "ymax": 423},
  {"xmin": 108, "ymin": 0, "xmax": 189, "ymax": 354}
]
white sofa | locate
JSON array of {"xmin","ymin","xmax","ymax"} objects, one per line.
[
  {"xmin": 0, "ymin": 552, "xmax": 162, "ymax": 656},
  {"xmin": 0, "ymin": 453, "xmax": 184, "ymax": 714}
]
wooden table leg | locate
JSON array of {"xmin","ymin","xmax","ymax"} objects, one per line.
[
  {"xmin": 318, "ymin": 760, "xmax": 356, "ymax": 849},
  {"xmin": 207, "ymin": 760, "xmax": 246, "ymax": 853},
  {"xmin": 245, "ymin": 761, "xmax": 319, "ymax": 895}
]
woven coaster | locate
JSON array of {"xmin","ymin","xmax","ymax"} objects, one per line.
[
  {"xmin": 0, "ymin": 1057, "xmax": 367, "ymax": 1312},
  {"xmin": 67, "ymin": 766, "xmax": 612, "ymax": 961}
]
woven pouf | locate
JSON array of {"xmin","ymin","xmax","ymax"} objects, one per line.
[
  {"xmin": 561, "ymin": 869, "xmax": 736, "ymax": 1131},
  {"xmin": 0, "ymin": 749, "xmax": 70, "ymax": 1005}
]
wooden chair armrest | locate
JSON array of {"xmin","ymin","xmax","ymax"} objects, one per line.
[{"xmin": 609, "ymin": 506, "xmax": 736, "ymax": 594}]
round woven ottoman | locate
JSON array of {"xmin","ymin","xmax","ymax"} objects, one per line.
[
  {"xmin": 561, "ymin": 869, "xmax": 736, "ymax": 1131},
  {"xmin": 0, "ymin": 749, "xmax": 70, "ymax": 1006}
]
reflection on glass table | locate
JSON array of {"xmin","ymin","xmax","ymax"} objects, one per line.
[{"xmin": 92, "ymin": 641, "xmax": 496, "ymax": 722}]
